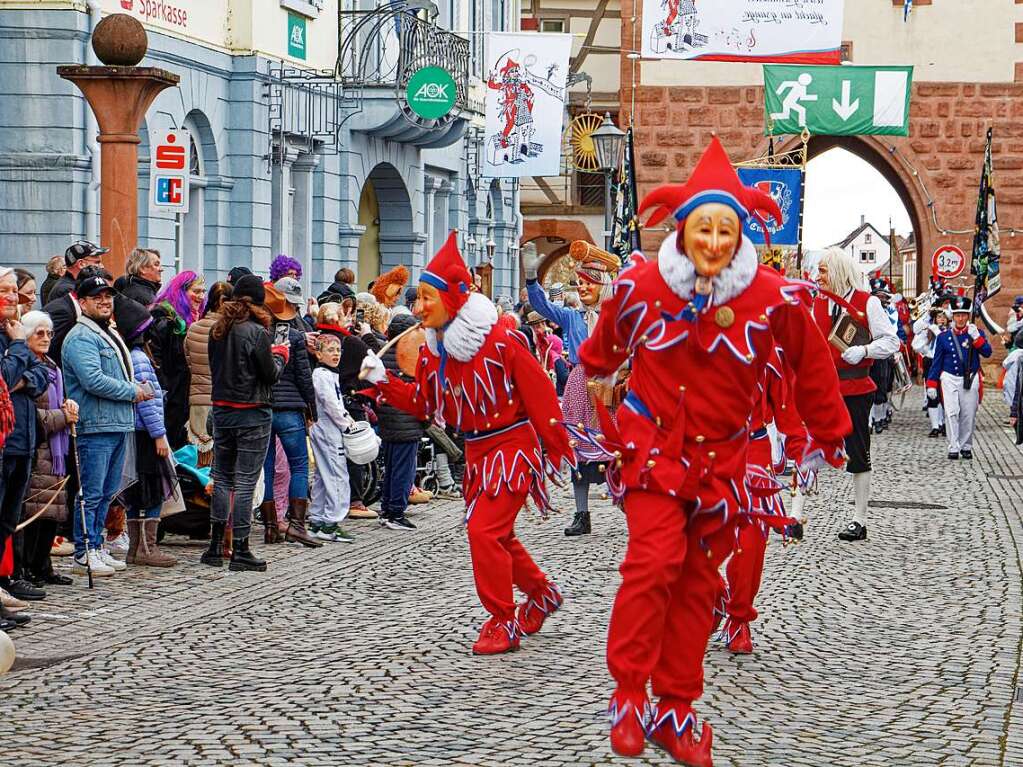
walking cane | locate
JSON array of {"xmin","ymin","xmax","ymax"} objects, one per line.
[{"xmin": 69, "ymin": 424, "xmax": 93, "ymax": 589}]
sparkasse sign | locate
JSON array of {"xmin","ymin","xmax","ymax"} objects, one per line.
[{"xmin": 405, "ymin": 66, "xmax": 457, "ymax": 120}]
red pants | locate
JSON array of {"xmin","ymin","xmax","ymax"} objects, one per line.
[
  {"xmin": 607, "ymin": 490, "xmax": 735, "ymax": 703},
  {"xmin": 465, "ymin": 488, "xmax": 548, "ymax": 622},
  {"xmin": 725, "ymin": 521, "xmax": 768, "ymax": 623}
]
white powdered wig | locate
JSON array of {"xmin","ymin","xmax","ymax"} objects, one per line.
[{"xmin": 818, "ymin": 246, "xmax": 865, "ymax": 296}]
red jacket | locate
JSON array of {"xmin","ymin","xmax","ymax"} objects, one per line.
[
  {"xmin": 373, "ymin": 324, "xmax": 573, "ymax": 519},
  {"xmin": 812, "ymin": 289, "xmax": 876, "ymax": 397},
  {"xmin": 578, "ymin": 261, "xmax": 849, "ymax": 529}
]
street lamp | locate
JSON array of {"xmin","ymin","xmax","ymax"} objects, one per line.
[
  {"xmin": 591, "ymin": 112, "xmax": 626, "ymax": 252},
  {"xmin": 486, "ymin": 237, "xmax": 496, "ymax": 262}
]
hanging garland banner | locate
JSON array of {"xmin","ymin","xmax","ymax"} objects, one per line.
[{"xmin": 641, "ymin": 0, "xmax": 844, "ymax": 64}]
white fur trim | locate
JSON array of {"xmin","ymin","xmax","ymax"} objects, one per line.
[
  {"xmin": 657, "ymin": 234, "xmax": 759, "ymax": 306},
  {"xmin": 424, "ymin": 292, "xmax": 498, "ymax": 362}
]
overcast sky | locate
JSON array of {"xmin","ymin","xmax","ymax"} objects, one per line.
[{"xmin": 802, "ymin": 148, "xmax": 913, "ymax": 249}]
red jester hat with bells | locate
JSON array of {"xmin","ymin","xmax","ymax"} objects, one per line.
[
  {"xmin": 640, "ymin": 135, "xmax": 784, "ymax": 263},
  {"xmin": 420, "ymin": 231, "xmax": 472, "ymax": 319}
]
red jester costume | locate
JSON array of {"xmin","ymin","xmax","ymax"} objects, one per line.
[
  {"xmin": 360, "ymin": 233, "xmax": 573, "ymax": 656},
  {"xmin": 577, "ymin": 138, "xmax": 850, "ymax": 765},
  {"xmin": 718, "ymin": 348, "xmax": 811, "ymax": 656}
]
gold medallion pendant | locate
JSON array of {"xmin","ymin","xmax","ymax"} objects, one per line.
[{"xmin": 715, "ymin": 306, "xmax": 735, "ymax": 329}]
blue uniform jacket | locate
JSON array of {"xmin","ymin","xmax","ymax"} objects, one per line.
[
  {"xmin": 526, "ymin": 278, "xmax": 587, "ymax": 364},
  {"xmin": 927, "ymin": 327, "xmax": 992, "ymax": 385}
]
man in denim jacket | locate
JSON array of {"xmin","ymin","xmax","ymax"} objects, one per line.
[{"xmin": 62, "ymin": 275, "xmax": 153, "ymax": 576}]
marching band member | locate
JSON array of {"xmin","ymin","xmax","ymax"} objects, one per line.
[
  {"xmin": 360, "ymin": 233, "xmax": 574, "ymax": 656},
  {"xmin": 578, "ymin": 138, "xmax": 850, "ymax": 765},
  {"xmin": 524, "ymin": 241, "xmax": 620, "ymax": 537},
  {"xmin": 912, "ymin": 305, "xmax": 948, "ymax": 437},
  {"xmin": 812, "ymin": 248, "xmax": 900, "ymax": 543},
  {"xmin": 926, "ymin": 293, "xmax": 992, "ymax": 460},
  {"xmin": 867, "ymin": 275, "xmax": 897, "ymax": 434}
]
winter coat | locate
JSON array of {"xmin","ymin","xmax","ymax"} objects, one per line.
[
  {"xmin": 47, "ymin": 273, "xmax": 76, "ymax": 303},
  {"xmin": 0, "ymin": 334, "xmax": 50, "ymax": 456},
  {"xmin": 377, "ymin": 315, "xmax": 424, "ymax": 443},
  {"xmin": 40, "ymin": 274, "xmax": 60, "ymax": 306},
  {"xmin": 270, "ymin": 326, "xmax": 317, "ymax": 417},
  {"xmin": 118, "ymin": 275, "xmax": 160, "ymax": 308},
  {"xmin": 184, "ymin": 313, "xmax": 217, "ymax": 407},
  {"xmin": 24, "ymin": 358, "xmax": 68, "ymax": 524},
  {"xmin": 43, "ymin": 293, "xmax": 79, "ymax": 366},
  {"xmin": 129, "ymin": 347, "xmax": 166, "ymax": 437},
  {"xmin": 148, "ymin": 302, "xmax": 191, "ymax": 448},
  {"xmin": 210, "ymin": 318, "xmax": 286, "ymax": 407}
]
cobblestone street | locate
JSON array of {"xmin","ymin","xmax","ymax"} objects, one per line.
[{"xmin": 2, "ymin": 389, "xmax": 1023, "ymax": 766}]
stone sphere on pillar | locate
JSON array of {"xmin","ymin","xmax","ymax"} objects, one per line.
[{"xmin": 91, "ymin": 13, "xmax": 148, "ymax": 66}]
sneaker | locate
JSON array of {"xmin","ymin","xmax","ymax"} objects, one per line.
[
  {"xmin": 72, "ymin": 551, "xmax": 115, "ymax": 577},
  {"xmin": 308, "ymin": 522, "xmax": 322, "ymax": 535},
  {"xmin": 51, "ymin": 537, "xmax": 74, "ymax": 557},
  {"xmin": 315, "ymin": 525, "xmax": 356, "ymax": 543},
  {"xmin": 384, "ymin": 516, "xmax": 417, "ymax": 531},
  {"xmin": 435, "ymin": 485, "xmax": 462, "ymax": 501},
  {"xmin": 348, "ymin": 503, "xmax": 378, "ymax": 520},
  {"xmin": 107, "ymin": 531, "xmax": 130, "ymax": 559},
  {"xmin": 98, "ymin": 548, "xmax": 127, "ymax": 572}
]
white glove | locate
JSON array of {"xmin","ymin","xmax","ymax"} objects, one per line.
[
  {"xmin": 927, "ymin": 387, "xmax": 939, "ymax": 400},
  {"xmin": 359, "ymin": 351, "xmax": 387, "ymax": 384},
  {"xmin": 929, "ymin": 324, "xmax": 940, "ymax": 336},
  {"xmin": 967, "ymin": 323, "xmax": 980, "ymax": 340},
  {"xmin": 841, "ymin": 345, "xmax": 867, "ymax": 365},
  {"xmin": 522, "ymin": 241, "xmax": 541, "ymax": 281}
]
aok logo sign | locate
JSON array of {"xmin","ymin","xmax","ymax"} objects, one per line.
[{"xmin": 406, "ymin": 67, "xmax": 457, "ymax": 120}]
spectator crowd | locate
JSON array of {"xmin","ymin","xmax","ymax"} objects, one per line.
[{"xmin": 1, "ymin": 243, "xmax": 572, "ymax": 632}]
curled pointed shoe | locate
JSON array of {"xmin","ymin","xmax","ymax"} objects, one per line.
[
  {"xmin": 725, "ymin": 620, "xmax": 753, "ymax": 654},
  {"xmin": 649, "ymin": 705, "xmax": 714, "ymax": 767},
  {"xmin": 564, "ymin": 512, "xmax": 591, "ymax": 536},
  {"xmin": 608, "ymin": 692, "xmax": 649, "ymax": 758},
  {"xmin": 517, "ymin": 581, "xmax": 563, "ymax": 635},
  {"xmin": 472, "ymin": 617, "xmax": 520, "ymax": 655}
]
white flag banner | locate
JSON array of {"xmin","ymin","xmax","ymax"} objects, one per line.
[
  {"xmin": 482, "ymin": 32, "xmax": 570, "ymax": 178},
  {"xmin": 641, "ymin": 0, "xmax": 844, "ymax": 64}
]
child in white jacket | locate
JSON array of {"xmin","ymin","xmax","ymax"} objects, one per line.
[{"xmin": 309, "ymin": 335, "xmax": 355, "ymax": 542}]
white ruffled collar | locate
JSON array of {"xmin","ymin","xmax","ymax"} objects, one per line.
[
  {"xmin": 424, "ymin": 292, "xmax": 498, "ymax": 362},
  {"xmin": 657, "ymin": 234, "xmax": 759, "ymax": 306}
]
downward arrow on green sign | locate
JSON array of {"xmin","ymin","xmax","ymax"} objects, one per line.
[{"xmin": 764, "ymin": 65, "xmax": 914, "ymax": 136}]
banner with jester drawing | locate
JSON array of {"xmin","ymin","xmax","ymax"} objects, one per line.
[
  {"xmin": 482, "ymin": 32, "xmax": 571, "ymax": 178},
  {"xmin": 641, "ymin": 0, "xmax": 844, "ymax": 64}
]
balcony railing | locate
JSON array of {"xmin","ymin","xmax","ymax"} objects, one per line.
[{"xmin": 336, "ymin": 3, "xmax": 469, "ymax": 114}]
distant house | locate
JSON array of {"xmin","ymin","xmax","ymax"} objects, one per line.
[{"xmin": 831, "ymin": 215, "xmax": 910, "ymax": 290}]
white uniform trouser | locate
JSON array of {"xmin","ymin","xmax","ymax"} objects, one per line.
[
  {"xmin": 939, "ymin": 372, "xmax": 980, "ymax": 453},
  {"xmin": 928, "ymin": 403, "xmax": 945, "ymax": 430}
]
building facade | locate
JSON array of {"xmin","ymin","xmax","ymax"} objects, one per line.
[
  {"xmin": 619, "ymin": 0, "xmax": 1023, "ymax": 322},
  {"xmin": 0, "ymin": 0, "xmax": 522, "ymax": 298}
]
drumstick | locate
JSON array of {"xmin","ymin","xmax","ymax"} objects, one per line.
[{"xmin": 359, "ymin": 321, "xmax": 423, "ymax": 380}]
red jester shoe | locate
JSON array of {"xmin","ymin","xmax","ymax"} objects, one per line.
[
  {"xmin": 517, "ymin": 581, "xmax": 564, "ymax": 635},
  {"xmin": 608, "ymin": 689, "xmax": 651, "ymax": 758},
  {"xmin": 471, "ymin": 617, "xmax": 521, "ymax": 655},
  {"xmin": 648, "ymin": 701, "xmax": 714, "ymax": 767},
  {"xmin": 722, "ymin": 618, "xmax": 754, "ymax": 655}
]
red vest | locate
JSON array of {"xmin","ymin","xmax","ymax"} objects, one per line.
[{"xmin": 813, "ymin": 290, "xmax": 876, "ymax": 398}]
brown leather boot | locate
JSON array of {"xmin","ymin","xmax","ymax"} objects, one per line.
[
  {"xmin": 135, "ymin": 519, "xmax": 177, "ymax": 568},
  {"xmin": 125, "ymin": 519, "xmax": 143, "ymax": 565},
  {"xmin": 284, "ymin": 498, "xmax": 322, "ymax": 548},
  {"xmin": 261, "ymin": 501, "xmax": 283, "ymax": 544}
]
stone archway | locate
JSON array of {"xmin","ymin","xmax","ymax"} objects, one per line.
[
  {"xmin": 357, "ymin": 162, "xmax": 414, "ymax": 288},
  {"xmin": 520, "ymin": 218, "xmax": 595, "ymax": 284},
  {"xmin": 774, "ymin": 134, "xmax": 928, "ymax": 295}
]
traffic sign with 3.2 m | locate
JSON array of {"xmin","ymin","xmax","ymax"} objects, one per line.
[
  {"xmin": 932, "ymin": 245, "xmax": 966, "ymax": 280},
  {"xmin": 764, "ymin": 65, "xmax": 914, "ymax": 137}
]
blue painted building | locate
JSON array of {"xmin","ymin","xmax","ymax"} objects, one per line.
[{"xmin": 0, "ymin": 0, "xmax": 521, "ymax": 299}]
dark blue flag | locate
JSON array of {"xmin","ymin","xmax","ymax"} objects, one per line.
[{"xmin": 736, "ymin": 168, "xmax": 802, "ymax": 247}]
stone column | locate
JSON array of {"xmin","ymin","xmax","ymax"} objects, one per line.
[
  {"xmin": 291, "ymin": 151, "xmax": 319, "ymax": 287},
  {"xmin": 271, "ymin": 143, "xmax": 300, "ymax": 259}
]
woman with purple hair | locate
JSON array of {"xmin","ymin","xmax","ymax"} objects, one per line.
[
  {"xmin": 269, "ymin": 255, "xmax": 302, "ymax": 283},
  {"xmin": 149, "ymin": 270, "xmax": 206, "ymax": 449}
]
